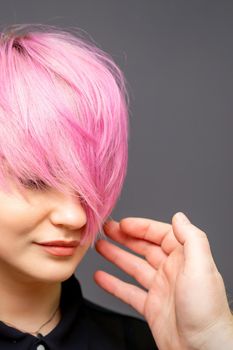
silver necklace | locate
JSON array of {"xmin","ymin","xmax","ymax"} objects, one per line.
[{"xmin": 2, "ymin": 304, "xmax": 60, "ymax": 337}]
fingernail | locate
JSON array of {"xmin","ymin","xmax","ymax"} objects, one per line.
[
  {"xmin": 175, "ymin": 212, "xmax": 191, "ymax": 224},
  {"xmin": 103, "ymin": 219, "xmax": 114, "ymax": 225},
  {"xmin": 103, "ymin": 219, "xmax": 115, "ymax": 228}
]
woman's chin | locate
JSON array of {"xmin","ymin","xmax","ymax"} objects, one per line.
[
  {"xmin": 32, "ymin": 266, "xmax": 77, "ymax": 283},
  {"xmin": 13, "ymin": 262, "xmax": 78, "ymax": 284}
]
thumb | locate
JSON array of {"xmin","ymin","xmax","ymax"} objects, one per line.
[{"xmin": 172, "ymin": 212, "xmax": 218, "ymax": 275}]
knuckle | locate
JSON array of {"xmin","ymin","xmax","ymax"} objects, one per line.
[
  {"xmin": 131, "ymin": 261, "xmax": 141, "ymax": 277},
  {"xmin": 195, "ymin": 228, "xmax": 208, "ymax": 240}
]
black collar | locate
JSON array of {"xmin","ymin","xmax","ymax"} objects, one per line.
[{"xmin": 0, "ymin": 275, "xmax": 89, "ymax": 349}]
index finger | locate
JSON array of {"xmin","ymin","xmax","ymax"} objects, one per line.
[{"xmin": 104, "ymin": 217, "xmax": 171, "ymax": 246}]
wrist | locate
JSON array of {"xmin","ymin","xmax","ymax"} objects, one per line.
[{"xmin": 192, "ymin": 315, "xmax": 233, "ymax": 350}]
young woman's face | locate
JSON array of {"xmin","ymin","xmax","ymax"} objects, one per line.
[{"xmin": 0, "ymin": 174, "xmax": 90, "ymax": 283}]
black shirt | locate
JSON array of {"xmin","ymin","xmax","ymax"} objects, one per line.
[{"xmin": 0, "ymin": 275, "xmax": 158, "ymax": 349}]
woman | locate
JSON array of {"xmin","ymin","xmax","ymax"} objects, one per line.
[{"xmin": 0, "ymin": 23, "xmax": 232, "ymax": 350}]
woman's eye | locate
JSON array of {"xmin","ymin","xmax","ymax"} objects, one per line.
[{"xmin": 18, "ymin": 178, "xmax": 48, "ymax": 190}]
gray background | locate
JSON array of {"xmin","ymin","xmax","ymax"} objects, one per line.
[{"xmin": 2, "ymin": 0, "xmax": 233, "ymax": 319}]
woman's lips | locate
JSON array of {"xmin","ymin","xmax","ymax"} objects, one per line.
[{"xmin": 35, "ymin": 240, "xmax": 80, "ymax": 256}]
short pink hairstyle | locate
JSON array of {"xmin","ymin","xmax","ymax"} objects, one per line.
[{"xmin": 0, "ymin": 24, "xmax": 129, "ymax": 246}]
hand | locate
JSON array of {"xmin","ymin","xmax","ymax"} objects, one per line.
[{"xmin": 94, "ymin": 212, "xmax": 233, "ymax": 350}]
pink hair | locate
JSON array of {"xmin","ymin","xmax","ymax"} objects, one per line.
[{"xmin": 0, "ymin": 24, "xmax": 129, "ymax": 246}]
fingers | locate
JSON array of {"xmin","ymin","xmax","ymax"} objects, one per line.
[
  {"xmin": 172, "ymin": 212, "xmax": 218, "ymax": 275},
  {"xmin": 161, "ymin": 228, "xmax": 183, "ymax": 254},
  {"xmin": 103, "ymin": 220, "xmax": 155, "ymax": 256},
  {"xmin": 95, "ymin": 239, "xmax": 156, "ymax": 289},
  {"xmin": 93, "ymin": 270, "xmax": 147, "ymax": 315},
  {"xmin": 102, "ymin": 220, "xmax": 168, "ymax": 264},
  {"xmin": 104, "ymin": 218, "xmax": 171, "ymax": 246},
  {"xmin": 103, "ymin": 218, "xmax": 181, "ymax": 257}
]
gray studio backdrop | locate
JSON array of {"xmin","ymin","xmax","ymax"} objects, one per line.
[{"xmin": 1, "ymin": 0, "xmax": 233, "ymax": 319}]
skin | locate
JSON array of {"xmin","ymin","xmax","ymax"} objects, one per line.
[
  {"xmin": 94, "ymin": 213, "xmax": 233, "ymax": 350},
  {"xmin": 0, "ymin": 174, "xmax": 90, "ymax": 334}
]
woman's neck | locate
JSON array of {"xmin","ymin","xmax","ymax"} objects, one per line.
[{"xmin": 0, "ymin": 266, "xmax": 62, "ymax": 336}]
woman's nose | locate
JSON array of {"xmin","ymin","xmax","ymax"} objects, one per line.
[{"xmin": 49, "ymin": 193, "xmax": 87, "ymax": 231}]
